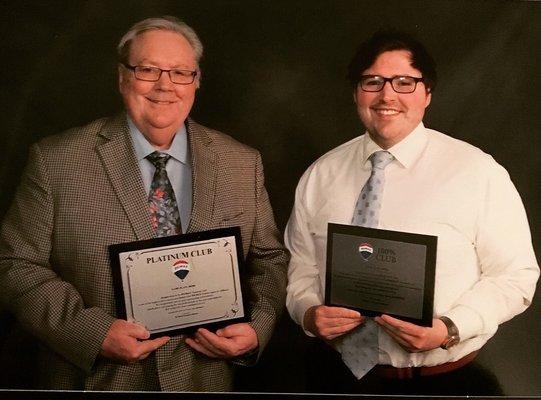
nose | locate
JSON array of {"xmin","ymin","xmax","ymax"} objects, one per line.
[
  {"xmin": 155, "ymin": 71, "xmax": 174, "ymax": 90},
  {"xmin": 379, "ymin": 80, "xmax": 397, "ymax": 100}
]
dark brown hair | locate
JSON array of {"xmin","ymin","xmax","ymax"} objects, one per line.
[{"xmin": 347, "ymin": 30, "xmax": 437, "ymax": 92}]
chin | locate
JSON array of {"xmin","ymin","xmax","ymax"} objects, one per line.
[
  {"xmin": 368, "ymin": 129, "xmax": 399, "ymax": 147},
  {"xmin": 148, "ymin": 115, "xmax": 183, "ymax": 130}
]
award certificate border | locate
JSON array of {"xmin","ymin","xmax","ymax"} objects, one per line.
[
  {"xmin": 325, "ymin": 223, "xmax": 437, "ymax": 327},
  {"xmin": 109, "ymin": 227, "xmax": 250, "ymax": 337}
]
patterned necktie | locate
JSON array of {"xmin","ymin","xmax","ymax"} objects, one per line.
[
  {"xmin": 146, "ymin": 151, "xmax": 182, "ymax": 237},
  {"xmin": 341, "ymin": 150, "xmax": 394, "ymax": 379}
]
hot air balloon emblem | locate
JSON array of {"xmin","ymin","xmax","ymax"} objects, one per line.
[
  {"xmin": 172, "ymin": 259, "xmax": 191, "ymax": 281},
  {"xmin": 358, "ymin": 243, "xmax": 374, "ymax": 261}
]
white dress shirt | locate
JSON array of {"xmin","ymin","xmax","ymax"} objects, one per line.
[{"xmin": 285, "ymin": 123, "xmax": 539, "ymax": 368}]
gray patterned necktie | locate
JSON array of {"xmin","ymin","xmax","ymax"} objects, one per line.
[
  {"xmin": 341, "ymin": 150, "xmax": 394, "ymax": 379},
  {"xmin": 146, "ymin": 151, "xmax": 182, "ymax": 237}
]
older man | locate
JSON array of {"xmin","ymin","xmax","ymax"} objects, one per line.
[
  {"xmin": 0, "ymin": 16, "xmax": 288, "ymax": 391},
  {"xmin": 285, "ymin": 31, "xmax": 539, "ymax": 395}
]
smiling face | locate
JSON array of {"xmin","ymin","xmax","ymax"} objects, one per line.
[
  {"xmin": 119, "ymin": 29, "xmax": 198, "ymax": 149},
  {"xmin": 354, "ymin": 50, "xmax": 431, "ymax": 149}
]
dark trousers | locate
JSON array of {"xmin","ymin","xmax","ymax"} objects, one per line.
[{"xmin": 305, "ymin": 338, "xmax": 504, "ymax": 396}]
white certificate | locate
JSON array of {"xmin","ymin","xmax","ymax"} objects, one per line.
[{"xmin": 109, "ymin": 227, "xmax": 248, "ymax": 336}]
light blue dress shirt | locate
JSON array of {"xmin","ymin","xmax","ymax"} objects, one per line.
[{"xmin": 128, "ymin": 117, "xmax": 192, "ymax": 233}]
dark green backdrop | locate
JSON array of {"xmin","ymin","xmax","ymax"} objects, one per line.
[{"xmin": 1, "ymin": 0, "xmax": 540, "ymax": 395}]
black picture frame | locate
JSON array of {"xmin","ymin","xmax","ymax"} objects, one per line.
[
  {"xmin": 325, "ymin": 223, "xmax": 437, "ymax": 327},
  {"xmin": 109, "ymin": 227, "xmax": 250, "ymax": 337}
]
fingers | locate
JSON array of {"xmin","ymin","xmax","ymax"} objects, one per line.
[
  {"xmin": 195, "ymin": 329, "xmax": 230, "ymax": 357},
  {"xmin": 325, "ymin": 320, "xmax": 364, "ymax": 340},
  {"xmin": 185, "ymin": 330, "xmax": 231, "ymax": 358},
  {"xmin": 321, "ymin": 316, "xmax": 364, "ymax": 328},
  {"xmin": 305, "ymin": 305, "xmax": 364, "ymax": 340},
  {"xmin": 195, "ymin": 324, "xmax": 252, "ymax": 358},
  {"xmin": 117, "ymin": 334, "xmax": 170, "ymax": 363},
  {"xmin": 215, "ymin": 323, "xmax": 251, "ymax": 338},
  {"xmin": 185, "ymin": 325, "xmax": 259, "ymax": 359},
  {"xmin": 185, "ymin": 338, "xmax": 225, "ymax": 358},
  {"xmin": 376, "ymin": 314, "xmax": 418, "ymax": 332},
  {"xmin": 100, "ymin": 319, "xmax": 169, "ymax": 363},
  {"xmin": 375, "ymin": 315, "xmax": 405, "ymax": 334},
  {"xmin": 110, "ymin": 319, "xmax": 152, "ymax": 340},
  {"xmin": 135, "ymin": 336, "xmax": 171, "ymax": 359},
  {"xmin": 185, "ymin": 337, "xmax": 222, "ymax": 358},
  {"xmin": 124, "ymin": 321, "xmax": 151, "ymax": 340},
  {"xmin": 375, "ymin": 315, "xmax": 444, "ymax": 352},
  {"xmin": 317, "ymin": 306, "xmax": 362, "ymax": 319},
  {"xmin": 377, "ymin": 322, "xmax": 416, "ymax": 350}
]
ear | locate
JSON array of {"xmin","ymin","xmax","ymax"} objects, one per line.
[
  {"xmin": 424, "ymin": 90, "xmax": 432, "ymax": 108},
  {"xmin": 352, "ymin": 87, "xmax": 359, "ymax": 104},
  {"xmin": 195, "ymin": 69, "xmax": 202, "ymax": 89},
  {"xmin": 118, "ymin": 64, "xmax": 126, "ymax": 92}
]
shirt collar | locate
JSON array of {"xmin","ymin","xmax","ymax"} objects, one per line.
[
  {"xmin": 128, "ymin": 116, "xmax": 189, "ymax": 165},
  {"xmin": 362, "ymin": 122, "xmax": 428, "ymax": 169}
]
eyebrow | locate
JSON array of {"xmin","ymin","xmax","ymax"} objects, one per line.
[{"xmin": 135, "ymin": 59, "xmax": 196, "ymax": 70}]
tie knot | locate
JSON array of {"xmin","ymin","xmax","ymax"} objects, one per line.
[
  {"xmin": 369, "ymin": 151, "xmax": 394, "ymax": 170},
  {"xmin": 146, "ymin": 151, "xmax": 171, "ymax": 170}
]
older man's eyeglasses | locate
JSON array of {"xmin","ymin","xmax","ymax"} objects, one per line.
[
  {"xmin": 359, "ymin": 75, "xmax": 425, "ymax": 94},
  {"xmin": 122, "ymin": 63, "xmax": 198, "ymax": 85}
]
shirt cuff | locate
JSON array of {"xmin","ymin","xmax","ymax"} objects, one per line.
[{"xmin": 290, "ymin": 293, "xmax": 321, "ymax": 337}]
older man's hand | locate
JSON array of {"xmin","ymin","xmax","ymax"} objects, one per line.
[
  {"xmin": 185, "ymin": 323, "xmax": 258, "ymax": 359},
  {"xmin": 100, "ymin": 319, "xmax": 170, "ymax": 363}
]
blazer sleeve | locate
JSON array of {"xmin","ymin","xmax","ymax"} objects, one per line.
[
  {"xmin": 0, "ymin": 143, "xmax": 115, "ymax": 374},
  {"xmin": 239, "ymin": 152, "xmax": 289, "ymax": 363}
]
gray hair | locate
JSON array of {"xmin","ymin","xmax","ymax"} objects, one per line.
[{"xmin": 117, "ymin": 16, "xmax": 204, "ymax": 68}]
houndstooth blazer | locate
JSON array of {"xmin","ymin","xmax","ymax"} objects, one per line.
[{"xmin": 0, "ymin": 113, "xmax": 289, "ymax": 391}]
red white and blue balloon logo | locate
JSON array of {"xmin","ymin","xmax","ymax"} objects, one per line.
[
  {"xmin": 172, "ymin": 259, "xmax": 191, "ymax": 281},
  {"xmin": 358, "ymin": 243, "xmax": 373, "ymax": 261}
]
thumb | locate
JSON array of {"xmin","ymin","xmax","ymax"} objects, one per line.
[
  {"xmin": 216, "ymin": 323, "xmax": 253, "ymax": 338},
  {"xmin": 125, "ymin": 321, "xmax": 150, "ymax": 340}
]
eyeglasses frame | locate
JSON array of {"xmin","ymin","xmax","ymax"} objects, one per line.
[
  {"xmin": 121, "ymin": 63, "xmax": 198, "ymax": 85},
  {"xmin": 359, "ymin": 75, "xmax": 425, "ymax": 94}
]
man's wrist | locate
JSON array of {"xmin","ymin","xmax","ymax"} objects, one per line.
[
  {"xmin": 303, "ymin": 305, "xmax": 318, "ymax": 336},
  {"xmin": 439, "ymin": 316, "xmax": 460, "ymax": 350}
]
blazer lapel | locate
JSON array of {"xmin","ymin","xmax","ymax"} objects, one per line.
[
  {"xmin": 186, "ymin": 119, "xmax": 217, "ymax": 233},
  {"xmin": 96, "ymin": 114, "xmax": 155, "ymax": 241}
]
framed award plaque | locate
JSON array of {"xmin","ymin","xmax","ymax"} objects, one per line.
[
  {"xmin": 325, "ymin": 223, "xmax": 437, "ymax": 326},
  {"xmin": 109, "ymin": 227, "xmax": 250, "ymax": 336}
]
